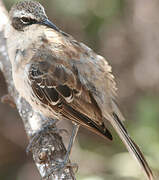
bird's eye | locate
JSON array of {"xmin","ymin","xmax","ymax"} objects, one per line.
[{"xmin": 20, "ymin": 17, "xmax": 30, "ymax": 24}]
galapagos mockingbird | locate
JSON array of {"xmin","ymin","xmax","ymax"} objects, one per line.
[{"xmin": 6, "ymin": 1, "xmax": 153, "ymax": 179}]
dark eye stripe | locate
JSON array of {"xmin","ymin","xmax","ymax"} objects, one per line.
[
  {"xmin": 12, "ymin": 17, "xmax": 38, "ymax": 31},
  {"xmin": 20, "ymin": 17, "xmax": 37, "ymax": 25},
  {"xmin": 21, "ymin": 17, "xmax": 30, "ymax": 23}
]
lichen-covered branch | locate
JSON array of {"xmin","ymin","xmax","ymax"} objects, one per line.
[{"xmin": 0, "ymin": 1, "xmax": 75, "ymax": 179}]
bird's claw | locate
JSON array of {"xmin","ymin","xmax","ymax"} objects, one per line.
[
  {"xmin": 43, "ymin": 160, "xmax": 78, "ymax": 179},
  {"xmin": 26, "ymin": 120, "xmax": 68, "ymax": 154}
]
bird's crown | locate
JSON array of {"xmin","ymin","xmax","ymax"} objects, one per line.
[{"xmin": 9, "ymin": 1, "xmax": 47, "ymax": 30}]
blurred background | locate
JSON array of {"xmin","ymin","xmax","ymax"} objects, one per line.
[{"xmin": 0, "ymin": 0, "xmax": 159, "ymax": 179}]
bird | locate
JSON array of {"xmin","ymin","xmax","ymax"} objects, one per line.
[{"xmin": 6, "ymin": 1, "xmax": 153, "ymax": 179}]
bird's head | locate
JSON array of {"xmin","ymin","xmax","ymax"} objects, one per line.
[{"xmin": 9, "ymin": 0, "xmax": 59, "ymax": 31}]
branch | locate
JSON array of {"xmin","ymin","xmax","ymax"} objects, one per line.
[{"xmin": 0, "ymin": 1, "xmax": 76, "ymax": 179}]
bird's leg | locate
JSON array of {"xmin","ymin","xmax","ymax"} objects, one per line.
[
  {"xmin": 59, "ymin": 123, "xmax": 79, "ymax": 166},
  {"xmin": 26, "ymin": 119, "xmax": 67, "ymax": 154},
  {"xmin": 44, "ymin": 123, "xmax": 79, "ymax": 179}
]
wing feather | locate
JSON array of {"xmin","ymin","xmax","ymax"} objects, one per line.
[{"xmin": 28, "ymin": 50, "xmax": 113, "ymax": 141}]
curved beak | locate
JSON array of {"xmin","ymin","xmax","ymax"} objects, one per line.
[{"xmin": 40, "ymin": 19, "xmax": 60, "ymax": 32}]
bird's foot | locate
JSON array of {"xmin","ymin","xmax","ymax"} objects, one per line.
[
  {"xmin": 26, "ymin": 120, "xmax": 68, "ymax": 154},
  {"xmin": 43, "ymin": 160, "xmax": 78, "ymax": 179},
  {"xmin": 41, "ymin": 123, "xmax": 79, "ymax": 179}
]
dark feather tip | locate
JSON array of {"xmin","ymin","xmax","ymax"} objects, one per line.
[{"xmin": 105, "ymin": 129, "xmax": 113, "ymax": 141}]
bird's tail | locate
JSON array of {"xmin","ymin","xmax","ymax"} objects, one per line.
[{"xmin": 110, "ymin": 113, "xmax": 154, "ymax": 180}]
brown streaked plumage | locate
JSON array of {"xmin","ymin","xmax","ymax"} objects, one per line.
[{"xmin": 6, "ymin": 1, "xmax": 154, "ymax": 180}]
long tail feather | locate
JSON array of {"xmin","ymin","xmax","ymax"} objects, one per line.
[{"xmin": 111, "ymin": 113, "xmax": 154, "ymax": 180}]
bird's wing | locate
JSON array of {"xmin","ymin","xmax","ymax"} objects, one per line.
[{"xmin": 27, "ymin": 46, "xmax": 112, "ymax": 141}]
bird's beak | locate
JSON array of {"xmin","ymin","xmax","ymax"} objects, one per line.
[{"xmin": 40, "ymin": 19, "xmax": 60, "ymax": 32}]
